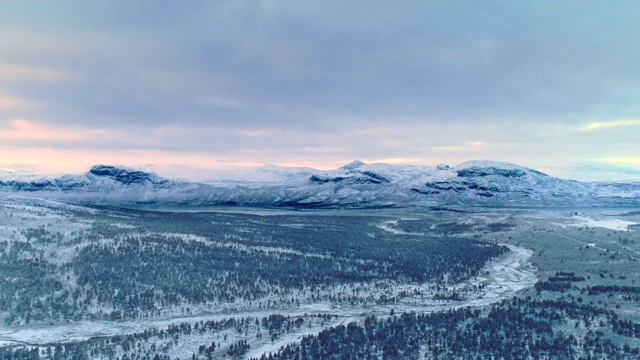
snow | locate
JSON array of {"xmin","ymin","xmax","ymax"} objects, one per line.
[
  {"xmin": 0, "ymin": 244, "xmax": 536, "ymax": 356},
  {"xmin": 340, "ymin": 160, "xmax": 366, "ymax": 170},
  {"xmin": 375, "ymin": 220, "xmax": 422, "ymax": 235},
  {"xmin": 455, "ymin": 160, "xmax": 535, "ymax": 171},
  {"xmin": 570, "ymin": 215, "xmax": 637, "ymax": 231},
  {"xmin": 0, "ymin": 197, "xmax": 541, "ymax": 359},
  {"xmin": 0, "ymin": 203, "xmax": 538, "ymax": 354},
  {"xmin": 542, "ymin": 161, "xmax": 640, "ymax": 183},
  {"xmin": 2, "ymin": 160, "xmax": 640, "ymax": 208}
]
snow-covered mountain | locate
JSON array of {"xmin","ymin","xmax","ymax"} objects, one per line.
[
  {"xmin": 542, "ymin": 162, "xmax": 640, "ymax": 182},
  {"xmin": 1, "ymin": 161, "xmax": 639, "ymax": 208},
  {"xmin": 0, "ymin": 165, "xmax": 204, "ymax": 202}
]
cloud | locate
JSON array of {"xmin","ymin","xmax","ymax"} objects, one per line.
[
  {"xmin": 0, "ymin": 119, "xmax": 114, "ymax": 142},
  {"xmin": 432, "ymin": 141, "xmax": 487, "ymax": 153},
  {"xmin": 582, "ymin": 119, "xmax": 640, "ymax": 131},
  {"xmin": 3, "ymin": 1, "xmax": 639, "ymax": 130},
  {"xmin": 1, "ymin": 2, "xmax": 639, "ymax": 173},
  {"xmin": 0, "ymin": 96, "xmax": 42, "ymax": 111},
  {"xmin": 0, "ymin": 63, "xmax": 69, "ymax": 82}
]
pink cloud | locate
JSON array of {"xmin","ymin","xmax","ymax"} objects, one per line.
[
  {"xmin": 0, "ymin": 119, "xmax": 113, "ymax": 141},
  {"xmin": 0, "ymin": 96, "xmax": 41, "ymax": 111}
]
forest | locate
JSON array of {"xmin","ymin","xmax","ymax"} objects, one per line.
[
  {"xmin": 0, "ymin": 203, "xmax": 507, "ymax": 324},
  {"xmin": 2, "ymin": 197, "xmax": 640, "ymax": 359}
]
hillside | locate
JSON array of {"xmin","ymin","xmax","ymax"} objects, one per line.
[{"xmin": 1, "ymin": 161, "xmax": 639, "ymax": 208}]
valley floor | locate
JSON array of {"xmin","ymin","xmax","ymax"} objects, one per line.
[
  {"xmin": 0, "ymin": 242, "xmax": 535, "ymax": 351},
  {"xmin": 1, "ymin": 197, "xmax": 640, "ymax": 359}
]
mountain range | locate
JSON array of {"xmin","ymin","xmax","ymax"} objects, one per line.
[{"xmin": 1, "ymin": 160, "xmax": 639, "ymax": 208}]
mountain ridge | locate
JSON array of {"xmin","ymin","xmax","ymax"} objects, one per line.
[{"xmin": 1, "ymin": 160, "xmax": 639, "ymax": 208}]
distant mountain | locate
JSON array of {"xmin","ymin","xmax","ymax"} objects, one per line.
[
  {"xmin": 542, "ymin": 162, "xmax": 640, "ymax": 182},
  {"xmin": 0, "ymin": 165, "xmax": 204, "ymax": 202},
  {"xmin": 1, "ymin": 161, "xmax": 639, "ymax": 208}
]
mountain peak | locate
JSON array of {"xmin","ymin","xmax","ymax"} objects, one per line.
[
  {"xmin": 3, "ymin": 160, "xmax": 639, "ymax": 208},
  {"xmin": 340, "ymin": 160, "xmax": 366, "ymax": 170},
  {"xmin": 456, "ymin": 160, "xmax": 525, "ymax": 170},
  {"xmin": 88, "ymin": 165, "xmax": 155, "ymax": 185},
  {"xmin": 89, "ymin": 165, "xmax": 128, "ymax": 176}
]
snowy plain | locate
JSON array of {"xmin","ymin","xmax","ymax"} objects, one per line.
[
  {"xmin": 4, "ymin": 196, "xmax": 640, "ymax": 359},
  {"xmin": 0, "ymin": 196, "xmax": 540, "ymax": 359}
]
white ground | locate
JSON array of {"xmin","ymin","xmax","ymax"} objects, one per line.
[
  {"xmin": 0, "ymin": 198, "xmax": 539, "ymax": 359},
  {"xmin": 0, "ymin": 244, "xmax": 536, "ymax": 359},
  {"xmin": 569, "ymin": 215, "xmax": 638, "ymax": 231}
]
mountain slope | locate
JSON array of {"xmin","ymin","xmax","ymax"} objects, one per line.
[
  {"xmin": 0, "ymin": 165, "xmax": 204, "ymax": 202},
  {"xmin": 543, "ymin": 162, "xmax": 640, "ymax": 182},
  {"xmin": 1, "ymin": 161, "xmax": 639, "ymax": 208}
]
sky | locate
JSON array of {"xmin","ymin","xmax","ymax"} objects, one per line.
[{"xmin": 1, "ymin": 1, "xmax": 640, "ymax": 177}]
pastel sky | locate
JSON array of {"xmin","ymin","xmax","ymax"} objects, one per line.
[{"xmin": 1, "ymin": 1, "xmax": 639, "ymax": 176}]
